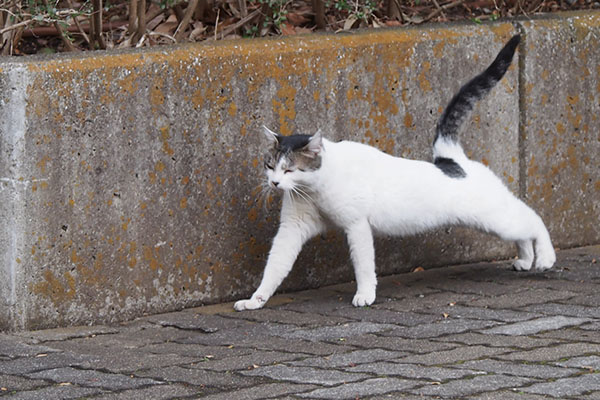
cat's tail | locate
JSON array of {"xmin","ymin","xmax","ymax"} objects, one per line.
[{"xmin": 433, "ymin": 35, "xmax": 520, "ymax": 154}]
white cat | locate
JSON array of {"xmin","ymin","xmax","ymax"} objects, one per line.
[{"xmin": 234, "ymin": 35, "xmax": 555, "ymax": 311}]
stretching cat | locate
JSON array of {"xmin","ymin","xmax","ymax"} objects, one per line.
[{"xmin": 234, "ymin": 34, "xmax": 555, "ymax": 311}]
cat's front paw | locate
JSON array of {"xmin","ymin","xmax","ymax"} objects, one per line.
[
  {"xmin": 535, "ymin": 250, "xmax": 556, "ymax": 271},
  {"xmin": 352, "ymin": 291, "xmax": 376, "ymax": 307},
  {"xmin": 513, "ymin": 259, "xmax": 533, "ymax": 272},
  {"xmin": 233, "ymin": 295, "xmax": 267, "ymax": 311}
]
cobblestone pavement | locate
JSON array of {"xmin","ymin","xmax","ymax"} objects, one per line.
[{"xmin": 1, "ymin": 245, "xmax": 600, "ymax": 399}]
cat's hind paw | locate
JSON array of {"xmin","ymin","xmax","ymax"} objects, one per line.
[
  {"xmin": 233, "ymin": 296, "xmax": 266, "ymax": 311},
  {"xmin": 352, "ymin": 291, "xmax": 376, "ymax": 307}
]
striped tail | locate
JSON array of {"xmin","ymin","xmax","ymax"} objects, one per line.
[{"xmin": 434, "ymin": 34, "xmax": 521, "ymax": 146}]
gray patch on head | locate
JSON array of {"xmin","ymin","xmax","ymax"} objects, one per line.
[
  {"xmin": 263, "ymin": 146, "xmax": 321, "ymax": 172},
  {"xmin": 288, "ymin": 151, "xmax": 321, "ymax": 171}
]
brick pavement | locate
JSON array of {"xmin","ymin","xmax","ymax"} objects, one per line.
[{"xmin": 1, "ymin": 245, "xmax": 599, "ymax": 399}]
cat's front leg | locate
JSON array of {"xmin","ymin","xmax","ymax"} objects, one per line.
[
  {"xmin": 346, "ymin": 219, "xmax": 377, "ymax": 307},
  {"xmin": 234, "ymin": 215, "xmax": 323, "ymax": 311}
]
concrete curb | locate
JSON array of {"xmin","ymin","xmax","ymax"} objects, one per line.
[{"xmin": 0, "ymin": 11, "xmax": 598, "ymax": 330}]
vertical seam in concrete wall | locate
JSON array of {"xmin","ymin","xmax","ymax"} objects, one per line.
[
  {"xmin": 515, "ymin": 23, "xmax": 528, "ymax": 200},
  {"xmin": 3, "ymin": 65, "xmax": 29, "ymax": 330}
]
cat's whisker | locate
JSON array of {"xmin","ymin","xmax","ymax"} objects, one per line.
[
  {"xmin": 252, "ymin": 181, "xmax": 271, "ymax": 211},
  {"xmin": 259, "ymin": 183, "xmax": 274, "ymax": 211},
  {"xmin": 292, "ymin": 185, "xmax": 314, "ymax": 204}
]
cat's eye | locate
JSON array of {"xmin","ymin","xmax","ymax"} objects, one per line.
[
  {"xmin": 284, "ymin": 169, "xmax": 293, "ymax": 174},
  {"xmin": 264, "ymin": 161, "xmax": 274, "ymax": 170}
]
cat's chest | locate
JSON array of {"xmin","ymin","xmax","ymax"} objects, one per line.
[{"xmin": 311, "ymin": 187, "xmax": 369, "ymax": 228}]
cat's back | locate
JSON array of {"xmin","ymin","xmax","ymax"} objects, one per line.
[{"xmin": 324, "ymin": 139, "xmax": 397, "ymax": 164}]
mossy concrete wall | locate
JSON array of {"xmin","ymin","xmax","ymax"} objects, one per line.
[{"xmin": 0, "ymin": 11, "xmax": 598, "ymax": 330}]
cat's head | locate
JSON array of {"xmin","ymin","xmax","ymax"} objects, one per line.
[{"xmin": 260, "ymin": 126, "xmax": 323, "ymax": 191}]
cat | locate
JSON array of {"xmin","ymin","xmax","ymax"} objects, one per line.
[{"xmin": 234, "ymin": 34, "xmax": 556, "ymax": 311}]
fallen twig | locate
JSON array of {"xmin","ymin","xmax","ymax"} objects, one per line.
[{"xmin": 212, "ymin": 7, "xmax": 261, "ymax": 40}]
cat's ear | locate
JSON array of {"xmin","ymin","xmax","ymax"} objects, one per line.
[
  {"xmin": 261, "ymin": 126, "xmax": 280, "ymax": 147},
  {"xmin": 302, "ymin": 129, "xmax": 323, "ymax": 158}
]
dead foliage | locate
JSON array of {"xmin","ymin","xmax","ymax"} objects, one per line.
[{"xmin": 0, "ymin": 0, "xmax": 598, "ymax": 55}]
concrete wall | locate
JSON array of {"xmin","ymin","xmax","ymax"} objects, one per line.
[{"xmin": 0, "ymin": 11, "xmax": 598, "ymax": 331}]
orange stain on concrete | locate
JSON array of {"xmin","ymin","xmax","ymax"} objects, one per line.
[{"xmin": 418, "ymin": 61, "xmax": 432, "ymax": 92}]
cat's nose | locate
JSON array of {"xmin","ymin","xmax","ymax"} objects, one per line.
[{"xmin": 271, "ymin": 181, "xmax": 279, "ymax": 187}]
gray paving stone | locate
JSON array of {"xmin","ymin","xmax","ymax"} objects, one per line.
[
  {"xmin": 481, "ymin": 316, "xmax": 592, "ymax": 336},
  {"xmin": 340, "ymin": 334, "xmax": 457, "ymax": 353},
  {"xmin": 277, "ymin": 295, "xmax": 353, "ymax": 314},
  {"xmin": 466, "ymin": 390, "xmax": 551, "ymax": 400},
  {"xmin": 518, "ymin": 277, "xmax": 600, "ymax": 294},
  {"xmin": 425, "ymin": 278, "xmax": 517, "ymax": 296},
  {"xmin": 3, "ymin": 385, "xmax": 105, "ymax": 400},
  {"xmin": 77, "ymin": 348, "xmax": 198, "ymax": 373},
  {"xmin": 143, "ymin": 312, "xmax": 243, "ymax": 333},
  {"xmin": 434, "ymin": 332, "xmax": 562, "ymax": 349},
  {"xmin": 240, "ymin": 364, "xmax": 369, "ymax": 386},
  {"xmin": 278, "ymin": 322, "xmax": 396, "ymax": 342},
  {"xmin": 394, "ymin": 345, "xmax": 510, "ymax": 366},
  {"xmin": 412, "ymin": 374, "xmax": 533, "ymax": 397},
  {"xmin": 422, "ymin": 305, "xmax": 542, "ymax": 323},
  {"xmin": 556, "ymin": 355, "xmax": 600, "ymax": 370},
  {"xmin": 522, "ymin": 373, "xmax": 600, "ymax": 397},
  {"xmin": 0, "ymin": 374, "xmax": 49, "ymax": 392},
  {"xmin": 347, "ymin": 362, "xmax": 482, "ymax": 381},
  {"xmin": 581, "ymin": 321, "xmax": 600, "ymax": 331},
  {"xmin": 497, "ymin": 343, "xmax": 600, "ymax": 362},
  {"xmin": 523, "ymin": 303, "xmax": 600, "ymax": 319},
  {"xmin": 141, "ymin": 342, "xmax": 253, "ymax": 359},
  {"xmin": 327, "ymin": 307, "xmax": 441, "ymax": 326},
  {"xmin": 236, "ymin": 335, "xmax": 357, "ymax": 356},
  {"xmin": 375, "ymin": 293, "xmax": 480, "ymax": 313},
  {"xmin": 87, "ymin": 384, "xmax": 199, "ymax": 399},
  {"xmin": 174, "ymin": 320, "xmax": 295, "ymax": 347},
  {"xmin": 0, "ymin": 351, "xmax": 94, "ymax": 375},
  {"xmin": 298, "ymin": 377, "xmax": 421, "ymax": 399},
  {"xmin": 75, "ymin": 325, "xmax": 195, "ymax": 349},
  {"xmin": 0, "ymin": 335, "xmax": 60, "ymax": 358},
  {"xmin": 224, "ymin": 308, "xmax": 351, "ymax": 327},
  {"xmin": 578, "ymin": 392, "xmax": 600, "ymax": 400},
  {"xmin": 189, "ymin": 350, "xmax": 303, "ymax": 371},
  {"xmin": 440, "ymin": 262, "xmax": 521, "ymax": 283},
  {"xmin": 288, "ymin": 349, "xmax": 405, "ymax": 368},
  {"xmin": 468, "ymin": 289, "xmax": 578, "ymax": 309},
  {"xmin": 200, "ymin": 383, "xmax": 317, "ymax": 400},
  {"xmin": 374, "ymin": 279, "xmax": 442, "ymax": 300},
  {"xmin": 367, "ymin": 395, "xmax": 441, "ymax": 400},
  {"xmin": 568, "ymin": 295, "xmax": 600, "ymax": 307},
  {"xmin": 135, "ymin": 365, "xmax": 262, "ymax": 389},
  {"xmin": 383, "ymin": 318, "xmax": 499, "ymax": 338},
  {"xmin": 536, "ymin": 327, "xmax": 600, "ymax": 343},
  {"xmin": 454, "ymin": 359, "xmax": 579, "ymax": 379},
  {"xmin": 26, "ymin": 367, "xmax": 161, "ymax": 390},
  {"xmin": 13, "ymin": 326, "xmax": 119, "ymax": 344}
]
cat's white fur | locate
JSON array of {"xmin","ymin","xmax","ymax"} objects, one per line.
[{"xmin": 234, "ymin": 128, "xmax": 556, "ymax": 311}]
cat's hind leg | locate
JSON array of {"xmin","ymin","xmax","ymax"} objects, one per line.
[
  {"xmin": 482, "ymin": 197, "xmax": 555, "ymax": 272},
  {"xmin": 513, "ymin": 239, "xmax": 534, "ymax": 271}
]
